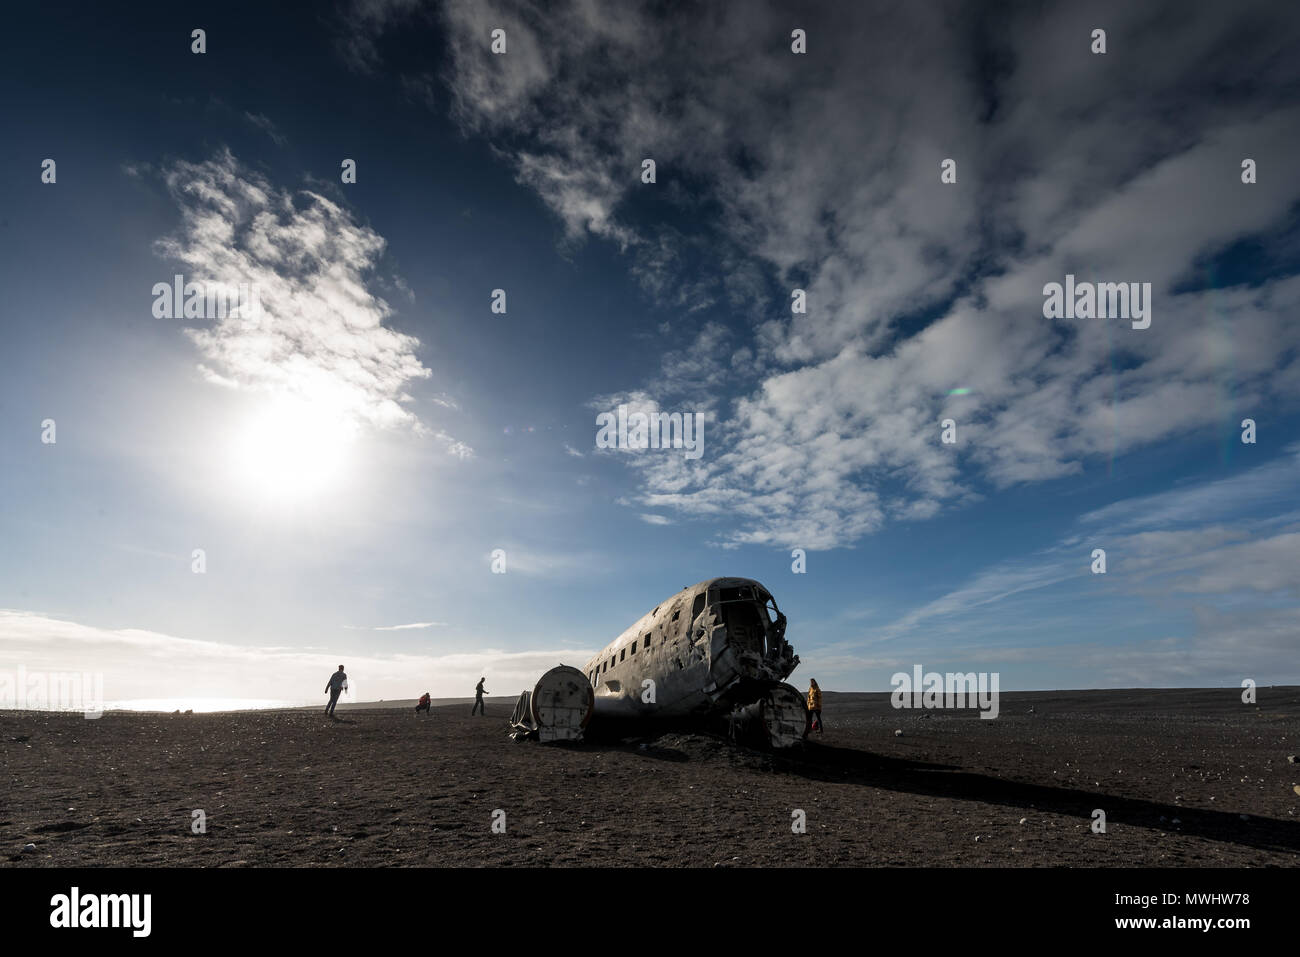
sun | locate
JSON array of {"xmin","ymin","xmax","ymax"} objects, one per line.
[{"xmin": 229, "ymin": 395, "xmax": 356, "ymax": 502}]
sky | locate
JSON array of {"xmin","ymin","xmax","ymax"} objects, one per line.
[{"xmin": 1, "ymin": 0, "xmax": 1299, "ymax": 709}]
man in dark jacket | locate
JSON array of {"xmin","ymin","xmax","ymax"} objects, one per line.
[{"xmin": 325, "ymin": 665, "xmax": 348, "ymax": 717}]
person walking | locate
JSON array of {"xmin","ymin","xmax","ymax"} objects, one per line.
[
  {"xmin": 325, "ymin": 665, "xmax": 348, "ymax": 718},
  {"xmin": 807, "ymin": 678, "xmax": 823, "ymax": 734},
  {"xmin": 471, "ymin": 677, "xmax": 488, "ymax": 716}
]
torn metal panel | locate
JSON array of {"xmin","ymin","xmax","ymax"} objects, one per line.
[
  {"xmin": 729, "ymin": 683, "xmax": 808, "ymax": 749},
  {"xmin": 508, "ymin": 690, "xmax": 537, "ymax": 740}
]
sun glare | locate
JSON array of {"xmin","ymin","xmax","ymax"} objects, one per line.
[{"xmin": 229, "ymin": 396, "xmax": 356, "ymax": 502}]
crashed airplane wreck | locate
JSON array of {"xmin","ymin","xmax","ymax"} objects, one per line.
[{"xmin": 510, "ymin": 577, "xmax": 807, "ymax": 748}]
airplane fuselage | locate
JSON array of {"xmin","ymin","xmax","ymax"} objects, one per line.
[{"xmin": 580, "ymin": 577, "xmax": 799, "ymax": 719}]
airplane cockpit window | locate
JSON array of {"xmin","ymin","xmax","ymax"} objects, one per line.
[{"xmin": 691, "ymin": 592, "xmax": 706, "ymax": 619}]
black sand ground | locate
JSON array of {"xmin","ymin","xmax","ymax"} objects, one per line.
[{"xmin": 3, "ymin": 688, "xmax": 1298, "ymax": 866}]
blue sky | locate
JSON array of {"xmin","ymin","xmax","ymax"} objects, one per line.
[{"xmin": 1, "ymin": 0, "xmax": 1298, "ymax": 706}]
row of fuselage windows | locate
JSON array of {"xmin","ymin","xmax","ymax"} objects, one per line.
[
  {"xmin": 588, "ymin": 632, "xmax": 651, "ymax": 684},
  {"xmin": 588, "ymin": 598, "xmax": 700, "ymax": 685}
]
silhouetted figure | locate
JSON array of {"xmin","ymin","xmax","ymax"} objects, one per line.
[
  {"xmin": 471, "ymin": 677, "xmax": 488, "ymax": 715},
  {"xmin": 807, "ymin": 678, "xmax": 823, "ymax": 734},
  {"xmin": 325, "ymin": 665, "xmax": 348, "ymax": 717},
  {"xmin": 415, "ymin": 691, "xmax": 431, "ymax": 716}
]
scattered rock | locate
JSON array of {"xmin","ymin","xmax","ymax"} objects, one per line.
[
  {"xmin": 21, "ymin": 843, "xmax": 35, "ymax": 853},
  {"xmin": 1171, "ymin": 817, "xmax": 1182, "ymax": 825},
  {"xmin": 1287, "ymin": 755, "xmax": 1297, "ymax": 764},
  {"xmin": 894, "ymin": 730, "xmax": 903, "ymax": 737},
  {"xmin": 1018, "ymin": 818, "xmax": 1027, "ymax": 825}
]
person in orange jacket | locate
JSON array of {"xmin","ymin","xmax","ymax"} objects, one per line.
[{"xmin": 807, "ymin": 679, "xmax": 823, "ymax": 733}]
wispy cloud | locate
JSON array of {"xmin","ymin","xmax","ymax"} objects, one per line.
[
  {"xmin": 154, "ymin": 148, "xmax": 470, "ymax": 456},
  {"xmin": 242, "ymin": 111, "xmax": 287, "ymax": 146},
  {"xmin": 1080, "ymin": 443, "xmax": 1300, "ymax": 531},
  {"xmin": 342, "ymin": 621, "xmax": 448, "ymax": 631},
  {"xmin": 833, "ymin": 451, "xmax": 1300, "ymax": 686},
  {"xmin": 483, "ymin": 544, "xmax": 609, "ymax": 579}
]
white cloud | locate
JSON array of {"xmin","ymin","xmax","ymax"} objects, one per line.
[
  {"xmin": 0, "ymin": 608, "xmax": 590, "ymax": 701},
  {"xmin": 427, "ymin": 0, "xmax": 1300, "ymax": 547},
  {"xmin": 156, "ymin": 148, "xmax": 470, "ymax": 457}
]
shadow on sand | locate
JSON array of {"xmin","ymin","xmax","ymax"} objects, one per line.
[{"xmin": 769, "ymin": 741, "xmax": 1300, "ymax": 855}]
